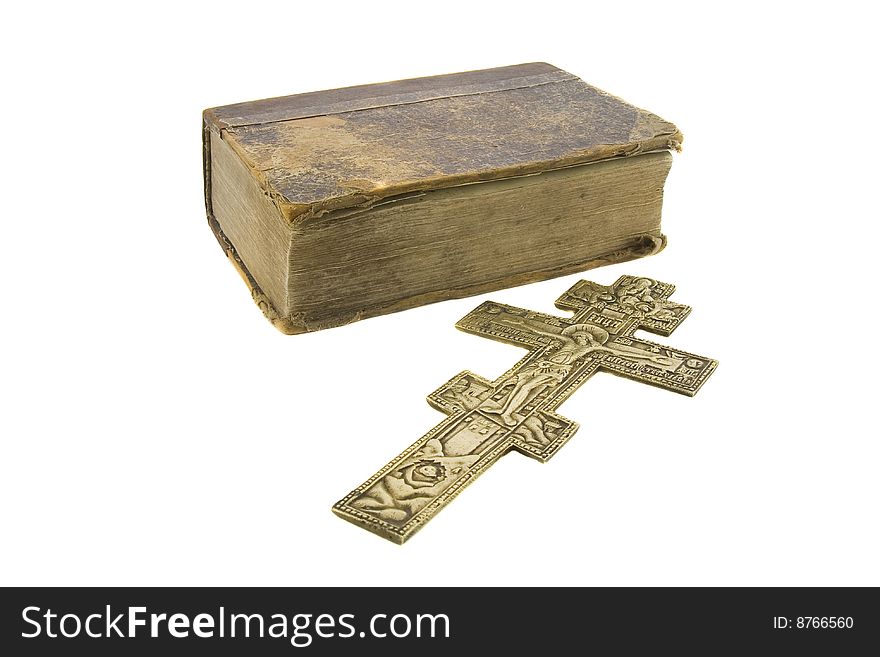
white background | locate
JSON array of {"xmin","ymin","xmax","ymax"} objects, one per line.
[{"xmin": 2, "ymin": 2, "xmax": 877, "ymax": 586}]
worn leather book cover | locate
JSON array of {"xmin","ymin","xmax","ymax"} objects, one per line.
[{"xmin": 203, "ymin": 63, "xmax": 682, "ymax": 333}]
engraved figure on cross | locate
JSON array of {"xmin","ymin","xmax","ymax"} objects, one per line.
[
  {"xmin": 483, "ymin": 316, "xmax": 673, "ymax": 426},
  {"xmin": 334, "ymin": 275, "xmax": 717, "ymax": 544}
]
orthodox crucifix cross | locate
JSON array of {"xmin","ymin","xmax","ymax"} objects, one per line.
[{"xmin": 334, "ymin": 275, "xmax": 717, "ymax": 544}]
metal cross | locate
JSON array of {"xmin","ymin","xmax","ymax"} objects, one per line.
[{"xmin": 334, "ymin": 275, "xmax": 717, "ymax": 544}]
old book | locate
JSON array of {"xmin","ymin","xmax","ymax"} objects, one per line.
[{"xmin": 203, "ymin": 63, "xmax": 681, "ymax": 334}]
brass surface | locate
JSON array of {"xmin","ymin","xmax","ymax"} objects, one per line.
[{"xmin": 333, "ymin": 275, "xmax": 717, "ymax": 544}]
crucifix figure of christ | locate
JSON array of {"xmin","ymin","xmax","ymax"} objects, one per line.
[{"xmin": 333, "ymin": 275, "xmax": 718, "ymax": 544}]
